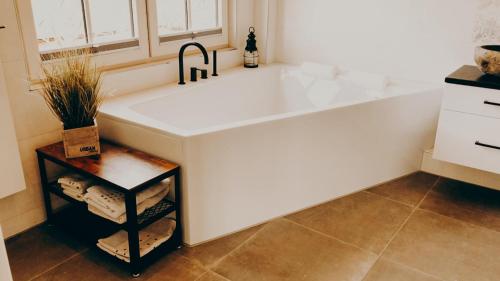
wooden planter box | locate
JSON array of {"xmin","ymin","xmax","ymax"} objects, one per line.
[{"xmin": 62, "ymin": 124, "xmax": 100, "ymax": 158}]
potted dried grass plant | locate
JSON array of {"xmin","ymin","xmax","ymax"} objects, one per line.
[{"xmin": 40, "ymin": 49, "xmax": 103, "ymax": 158}]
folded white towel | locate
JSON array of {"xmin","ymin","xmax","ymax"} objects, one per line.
[
  {"xmin": 84, "ymin": 186, "xmax": 125, "ymax": 218},
  {"xmin": 58, "ymin": 174, "xmax": 93, "ymax": 191},
  {"xmin": 60, "ymin": 183, "xmax": 85, "ymax": 195},
  {"xmin": 84, "ymin": 179, "xmax": 170, "ymax": 217},
  {"xmin": 89, "ymin": 205, "xmax": 127, "ymax": 224},
  {"xmin": 342, "ymin": 70, "xmax": 389, "ymax": 91},
  {"xmin": 87, "ymin": 188, "xmax": 170, "ymax": 223},
  {"xmin": 97, "ymin": 217, "xmax": 176, "ymax": 263},
  {"xmin": 137, "ymin": 180, "xmax": 171, "ymax": 203},
  {"xmin": 300, "ymin": 62, "xmax": 339, "ymax": 80},
  {"xmin": 62, "ymin": 189, "xmax": 85, "ymax": 202}
]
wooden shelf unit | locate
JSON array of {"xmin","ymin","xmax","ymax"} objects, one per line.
[{"xmin": 36, "ymin": 140, "xmax": 182, "ymax": 277}]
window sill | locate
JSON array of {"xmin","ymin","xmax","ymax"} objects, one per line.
[{"xmin": 29, "ymin": 46, "xmax": 239, "ymax": 92}]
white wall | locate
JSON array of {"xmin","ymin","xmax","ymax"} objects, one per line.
[
  {"xmin": 275, "ymin": 0, "xmax": 486, "ymax": 82},
  {"xmin": 0, "ymin": 0, "xmax": 61, "ymax": 238},
  {"xmin": 0, "ymin": 62, "xmax": 25, "ymax": 199}
]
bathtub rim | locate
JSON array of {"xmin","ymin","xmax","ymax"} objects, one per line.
[{"xmin": 99, "ymin": 63, "xmax": 443, "ymax": 138}]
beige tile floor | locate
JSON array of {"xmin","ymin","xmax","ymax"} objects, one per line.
[{"xmin": 6, "ymin": 172, "xmax": 500, "ymax": 281}]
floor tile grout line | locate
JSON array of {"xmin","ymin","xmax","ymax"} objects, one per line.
[
  {"xmin": 415, "ymin": 207, "xmax": 500, "ymax": 236},
  {"xmin": 174, "ymin": 252, "xmax": 216, "ymax": 272},
  {"xmin": 282, "ymin": 217, "xmax": 377, "ymax": 256},
  {"xmin": 416, "ymin": 176, "xmax": 500, "ymax": 235},
  {"xmin": 359, "ymin": 176, "xmax": 442, "ymax": 281},
  {"xmin": 209, "ymin": 270, "xmax": 232, "ymax": 281},
  {"xmin": 193, "ymin": 271, "xmax": 210, "ymax": 281},
  {"xmin": 25, "ymin": 173, "xmax": 495, "ymax": 281},
  {"xmin": 172, "ymin": 252, "xmax": 229, "ymax": 280},
  {"xmin": 380, "ymin": 256, "xmax": 447, "ymax": 281},
  {"xmin": 208, "ymin": 223, "xmax": 269, "ymax": 269},
  {"xmin": 176, "ymin": 252, "xmax": 230, "ymax": 281},
  {"xmin": 27, "ymin": 249, "xmax": 88, "ymax": 281},
  {"xmin": 196, "ymin": 223, "xmax": 270, "ymax": 271},
  {"xmin": 186, "ymin": 173, "xmax": 437, "ymax": 276},
  {"xmin": 362, "ymin": 190, "xmax": 415, "ymax": 208},
  {"xmin": 194, "ymin": 270, "xmax": 232, "ymax": 281}
]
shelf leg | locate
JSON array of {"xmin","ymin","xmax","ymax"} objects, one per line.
[
  {"xmin": 174, "ymin": 168, "xmax": 183, "ymax": 246},
  {"xmin": 37, "ymin": 153, "xmax": 54, "ymax": 225},
  {"xmin": 125, "ymin": 192, "xmax": 141, "ymax": 277}
]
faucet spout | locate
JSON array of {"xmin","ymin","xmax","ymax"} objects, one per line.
[{"xmin": 178, "ymin": 42, "xmax": 209, "ymax": 85}]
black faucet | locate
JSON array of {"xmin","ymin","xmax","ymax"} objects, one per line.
[{"xmin": 178, "ymin": 42, "xmax": 209, "ymax": 85}]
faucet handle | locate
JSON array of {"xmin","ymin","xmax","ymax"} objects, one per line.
[
  {"xmin": 200, "ymin": 69, "xmax": 208, "ymax": 79},
  {"xmin": 190, "ymin": 67, "xmax": 198, "ymax": 82},
  {"xmin": 190, "ymin": 67, "xmax": 208, "ymax": 82},
  {"xmin": 212, "ymin": 50, "xmax": 218, "ymax": 76}
]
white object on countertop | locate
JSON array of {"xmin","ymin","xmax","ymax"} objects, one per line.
[
  {"xmin": 97, "ymin": 217, "xmax": 176, "ymax": 262},
  {"xmin": 0, "ymin": 226, "xmax": 13, "ymax": 281},
  {"xmin": 300, "ymin": 62, "xmax": 339, "ymax": 80},
  {"xmin": 342, "ymin": 70, "xmax": 390, "ymax": 91}
]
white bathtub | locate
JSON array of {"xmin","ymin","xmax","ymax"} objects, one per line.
[{"xmin": 98, "ymin": 64, "xmax": 442, "ymax": 245}]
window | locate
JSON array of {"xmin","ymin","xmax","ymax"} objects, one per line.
[
  {"xmin": 156, "ymin": 0, "xmax": 221, "ymax": 40},
  {"xmin": 31, "ymin": 0, "xmax": 139, "ymax": 55},
  {"xmin": 147, "ymin": 0, "xmax": 227, "ymax": 57},
  {"xmin": 17, "ymin": 0, "xmax": 228, "ymax": 80}
]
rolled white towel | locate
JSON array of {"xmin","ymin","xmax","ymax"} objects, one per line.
[
  {"xmin": 342, "ymin": 70, "xmax": 390, "ymax": 91},
  {"xmin": 306, "ymin": 79, "xmax": 341, "ymax": 107},
  {"xmin": 58, "ymin": 174, "xmax": 92, "ymax": 191},
  {"xmin": 97, "ymin": 217, "xmax": 176, "ymax": 262},
  {"xmin": 300, "ymin": 62, "xmax": 339, "ymax": 80}
]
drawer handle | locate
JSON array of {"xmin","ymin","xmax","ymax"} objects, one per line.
[
  {"xmin": 475, "ymin": 141, "xmax": 500, "ymax": 151},
  {"xmin": 0, "ymin": 26, "xmax": 5, "ymax": 29},
  {"xmin": 484, "ymin": 100, "xmax": 500, "ymax": 107}
]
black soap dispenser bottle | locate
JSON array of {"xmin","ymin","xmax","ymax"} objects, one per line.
[{"xmin": 244, "ymin": 27, "xmax": 259, "ymax": 68}]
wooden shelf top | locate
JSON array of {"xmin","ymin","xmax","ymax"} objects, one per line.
[{"xmin": 36, "ymin": 140, "xmax": 179, "ymax": 191}]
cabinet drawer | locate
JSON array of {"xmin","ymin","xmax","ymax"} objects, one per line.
[
  {"xmin": 434, "ymin": 110, "xmax": 500, "ymax": 174},
  {"xmin": 443, "ymin": 84, "xmax": 500, "ymax": 119}
]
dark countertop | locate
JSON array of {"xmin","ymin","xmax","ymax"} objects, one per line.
[{"xmin": 445, "ymin": 65, "xmax": 500, "ymax": 91}]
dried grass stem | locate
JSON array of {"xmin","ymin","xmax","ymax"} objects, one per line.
[{"xmin": 40, "ymin": 49, "xmax": 103, "ymax": 130}]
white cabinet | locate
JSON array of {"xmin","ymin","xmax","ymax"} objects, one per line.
[
  {"xmin": 442, "ymin": 84, "xmax": 500, "ymax": 119},
  {"xmin": 434, "ymin": 83, "xmax": 500, "ymax": 174},
  {"xmin": 0, "ymin": 61, "xmax": 25, "ymax": 198}
]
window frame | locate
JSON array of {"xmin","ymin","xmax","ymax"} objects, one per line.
[
  {"xmin": 17, "ymin": 0, "xmax": 229, "ymax": 81},
  {"xmin": 147, "ymin": 0, "xmax": 228, "ymax": 57}
]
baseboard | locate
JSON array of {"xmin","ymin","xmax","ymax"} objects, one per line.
[
  {"xmin": 1, "ymin": 207, "xmax": 46, "ymax": 239},
  {"xmin": 421, "ymin": 149, "xmax": 500, "ymax": 191}
]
